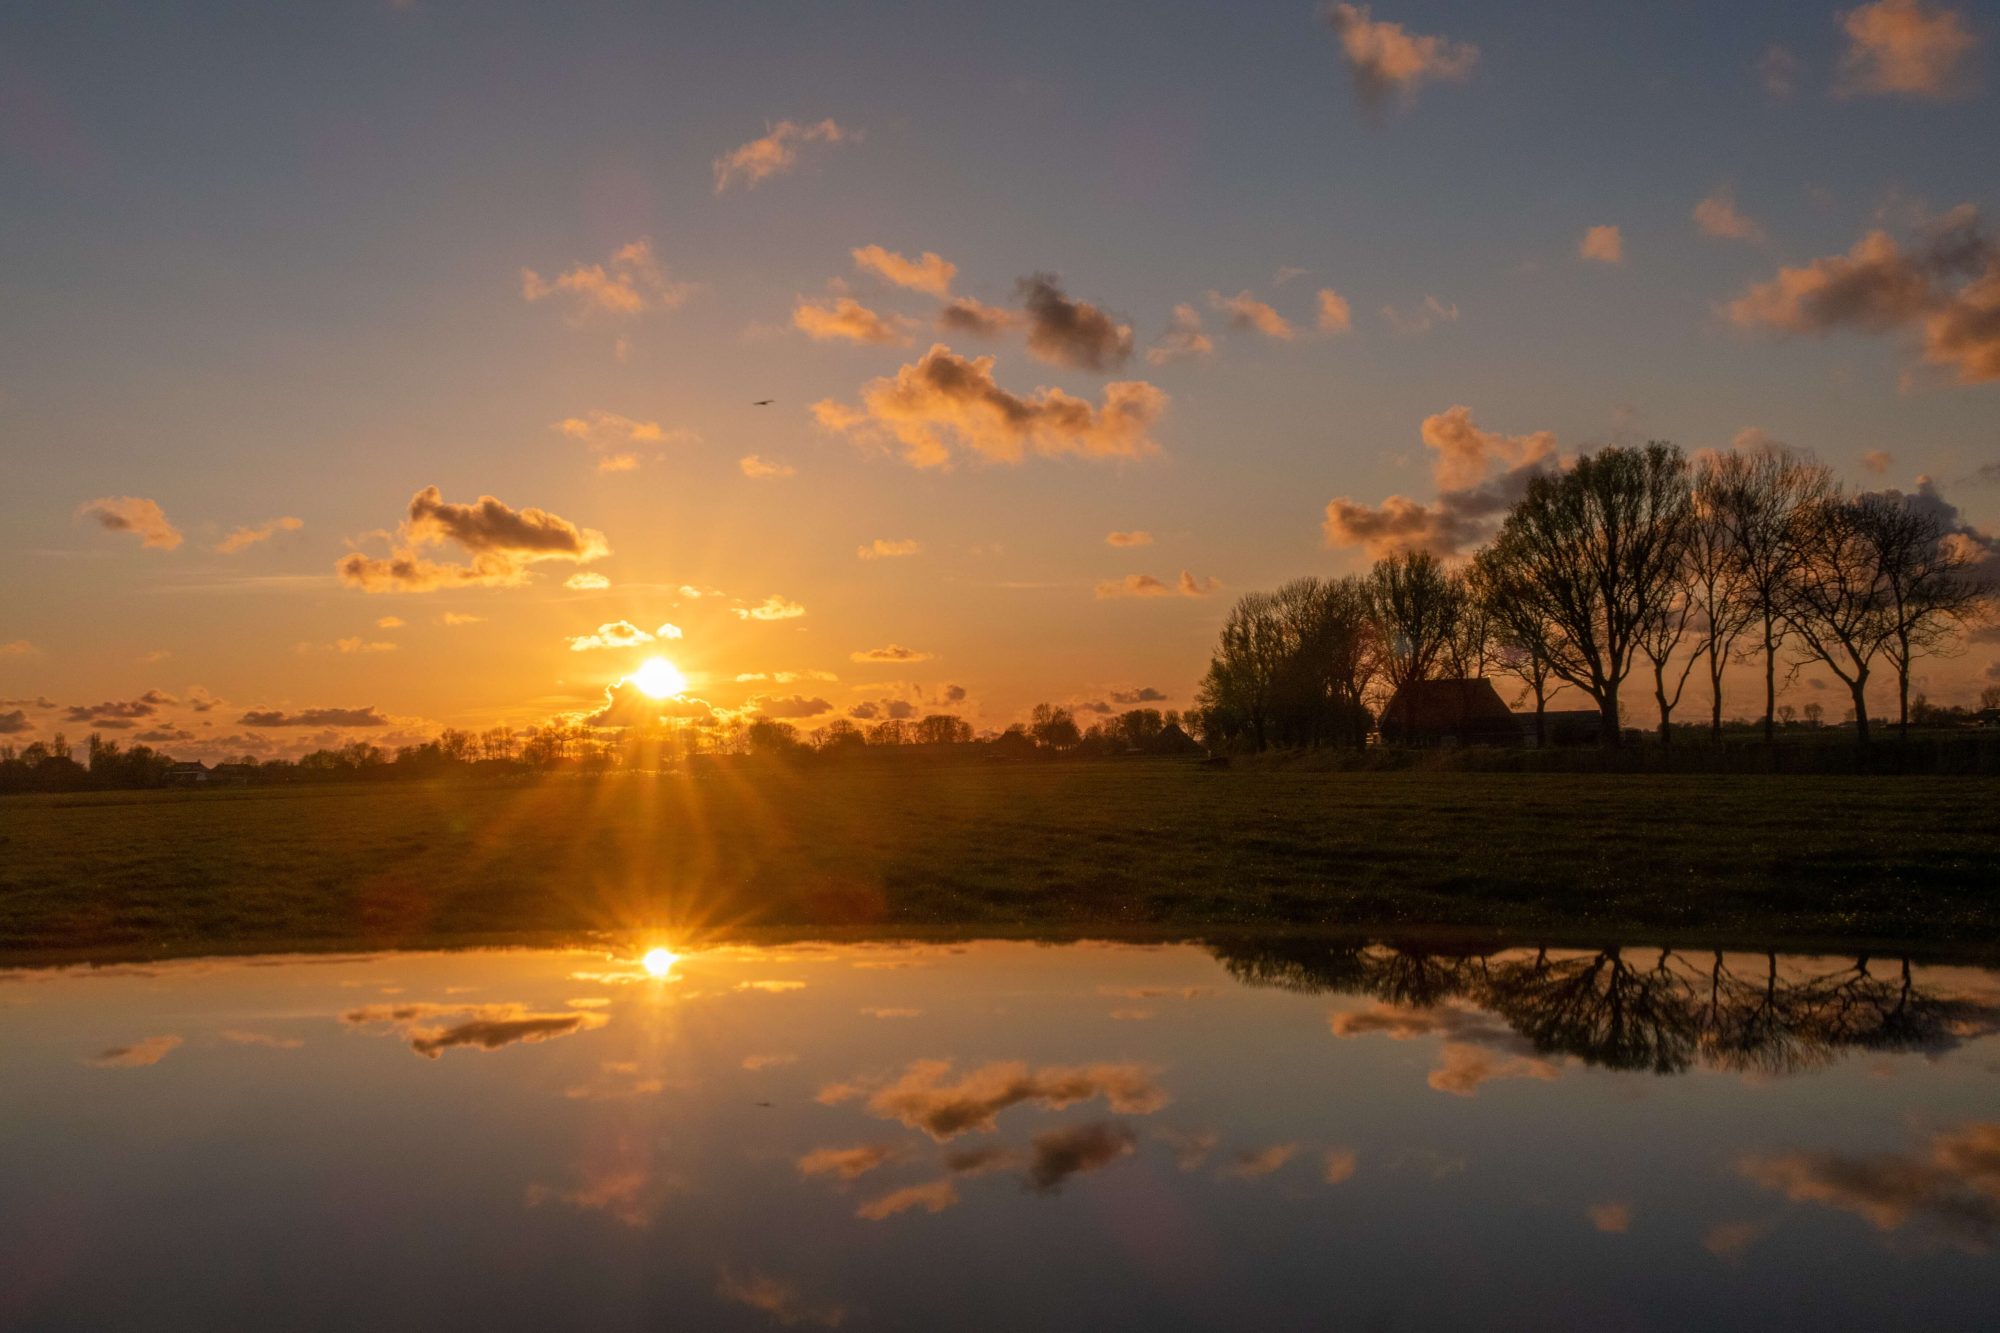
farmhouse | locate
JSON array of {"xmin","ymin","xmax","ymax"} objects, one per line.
[{"xmin": 1378, "ymin": 678, "xmax": 1521, "ymax": 747}]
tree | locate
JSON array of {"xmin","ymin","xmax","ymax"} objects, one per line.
[
  {"xmin": 745, "ymin": 718, "xmax": 801, "ymax": 755},
  {"xmin": 1198, "ymin": 578, "xmax": 1375, "ymax": 752},
  {"xmin": 1854, "ymin": 487, "xmax": 1992, "ymax": 736},
  {"xmin": 1688, "ymin": 457, "xmax": 1761, "ymax": 741},
  {"xmin": 1195, "ymin": 593, "xmax": 1287, "ymax": 751},
  {"xmin": 811, "ymin": 719, "xmax": 867, "ymax": 751},
  {"xmin": 1482, "ymin": 443, "xmax": 1691, "ymax": 746},
  {"xmin": 1778, "ymin": 495, "xmax": 1900, "ymax": 744},
  {"xmin": 914, "ymin": 714, "xmax": 972, "ymax": 745},
  {"xmin": 1707, "ymin": 446, "xmax": 1836, "ymax": 744},
  {"xmin": 1635, "ymin": 518, "xmax": 1704, "ymax": 744},
  {"xmin": 1028, "ymin": 703, "xmax": 1080, "ymax": 750},
  {"xmin": 1470, "ymin": 549, "xmax": 1565, "ymax": 747},
  {"xmin": 1367, "ymin": 551, "xmax": 1462, "ymax": 740}
]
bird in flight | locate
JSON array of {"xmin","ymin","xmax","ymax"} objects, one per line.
[{"xmin": 752, "ymin": 398, "xmax": 775, "ymax": 406}]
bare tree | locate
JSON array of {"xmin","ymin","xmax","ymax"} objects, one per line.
[
  {"xmin": 1707, "ymin": 447, "xmax": 1837, "ymax": 744},
  {"xmin": 1482, "ymin": 443, "xmax": 1691, "ymax": 746},
  {"xmin": 1469, "ymin": 547, "xmax": 1565, "ymax": 747},
  {"xmin": 1854, "ymin": 488, "xmax": 1992, "ymax": 735},
  {"xmin": 1688, "ymin": 459, "xmax": 1760, "ymax": 740},
  {"xmin": 1637, "ymin": 561, "xmax": 1703, "ymax": 744},
  {"xmin": 1779, "ymin": 495, "xmax": 1900, "ymax": 743},
  {"xmin": 1367, "ymin": 550, "xmax": 1463, "ymax": 738}
]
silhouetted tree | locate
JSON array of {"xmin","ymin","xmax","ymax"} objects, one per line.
[
  {"xmin": 1855, "ymin": 486, "xmax": 1993, "ymax": 735},
  {"xmin": 1779, "ymin": 494, "xmax": 1900, "ymax": 743},
  {"xmin": 1367, "ymin": 551, "xmax": 1461, "ymax": 739},
  {"xmin": 1029, "ymin": 703, "xmax": 1080, "ymax": 750}
]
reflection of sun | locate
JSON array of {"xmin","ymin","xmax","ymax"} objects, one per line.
[
  {"xmin": 630, "ymin": 657, "xmax": 686, "ymax": 699},
  {"xmin": 641, "ymin": 948, "xmax": 679, "ymax": 979}
]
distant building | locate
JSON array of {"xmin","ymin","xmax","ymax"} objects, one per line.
[
  {"xmin": 1379, "ymin": 679, "xmax": 1520, "ymax": 747},
  {"xmin": 1149, "ymin": 721, "xmax": 1203, "ymax": 755},
  {"xmin": 163, "ymin": 761, "xmax": 210, "ymax": 785}
]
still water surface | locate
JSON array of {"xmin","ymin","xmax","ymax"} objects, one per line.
[{"xmin": 4, "ymin": 938, "xmax": 1998, "ymax": 1330}]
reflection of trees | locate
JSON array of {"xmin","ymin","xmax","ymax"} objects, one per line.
[{"xmin": 1212, "ymin": 939, "xmax": 1999, "ymax": 1077}]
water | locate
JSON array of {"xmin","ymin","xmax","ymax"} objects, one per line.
[{"xmin": 3, "ymin": 938, "xmax": 1997, "ymax": 1330}]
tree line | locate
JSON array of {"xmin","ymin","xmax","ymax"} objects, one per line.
[{"xmin": 1197, "ymin": 442, "xmax": 1994, "ymax": 750}]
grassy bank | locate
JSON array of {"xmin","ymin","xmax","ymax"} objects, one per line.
[{"xmin": 1, "ymin": 761, "xmax": 1996, "ymax": 958}]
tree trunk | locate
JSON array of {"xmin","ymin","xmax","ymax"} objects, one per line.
[
  {"xmin": 1708, "ymin": 643, "xmax": 1724, "ymax": 743},
  {"xmin": 1533, "ymin": 685, "xmax": 1547, "ymax": 749},
  {"xmin": 1653, "ymin": 662, "xmax": 1672, "ymax": 745},
  {"xmin": 1762, "ymin": 617, "xmax": 1777, "ymax": 745},
  {"xmin": 1850, "ymin": 676, "xmax": 1871, "ymax": 746},
  {"xmin": 1598, "ymin": 686, "xmax": 1621, "ymax": 749},
  {"xmin": 1896, "ymin": 631, "xmax": 1911, "ymax": 739}
]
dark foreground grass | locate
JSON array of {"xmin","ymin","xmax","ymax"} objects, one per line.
[{"xmin": 1, "ymin": 760, "xmax": 1996, "ymax": 959}]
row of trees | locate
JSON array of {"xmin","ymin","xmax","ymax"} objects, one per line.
[{"xmin": 1198, "ymin": 442, "xmax": 1993, "ymax": 749}]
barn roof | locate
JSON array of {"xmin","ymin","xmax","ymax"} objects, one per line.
[{"xmin": 1381, "ymin": 678, "xmax": 1517, "ymax": 732}]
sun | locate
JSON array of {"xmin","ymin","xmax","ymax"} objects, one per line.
[
  {"xmin": 640, "ymin": 947, "xmax": 679, "ymax": 979},
  {"xmin": 630, "ymin": 657, "xmax": 686, "ymax": 699}
]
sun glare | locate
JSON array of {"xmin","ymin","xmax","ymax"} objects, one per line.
[
  {"xmin": 641, "ymin": 947, "xmax": 679, "ymax": 978},
  {"xmin": 630, "ymin": 657, "xmax": 686, "ymax": 699}
]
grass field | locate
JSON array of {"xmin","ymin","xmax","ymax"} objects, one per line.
[{"xmin": 2, "ymin": 760, "xmax": 1997, "ymax": 959}]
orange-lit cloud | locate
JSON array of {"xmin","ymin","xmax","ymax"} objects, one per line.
[
  {"xmin": 740, "ymin": 454, "xmax": 797, "ymax": 479},
  {"xmin": 1589, "ymin": 1202, "xmax": 1633, "ymax": 1233},
  {"xmin": 1693, "ymin": 187, "xmax": 1765, "ymax": 243},
  {"xmin": 342, "ymin": 1001, "xmax": 608, "ymax": 1058},
  {"xmin": 712, "ymin": 118, "xmax": 858, "ymax": 193},
  {"xmin": 1316, "ymin": 288, "xmax": 1354, "ymax": 333},
  {"xmin": 1325, "ymin": 3, "xmax": 1479, "ymax": 112},
  {"xmin": 521, "ymin": 238, "xmax": 692, "ymax": 320},
  {"xmin": 814, "ymin": 345, "xmax": 1165, "ymax": 469},
  {"xmin": 852, "ymin": 244, "xmax": 956, "ymax": 296},
  {"xmin": 1324, "ymin": 1148, "xmax": 1358, "ymax": 1183},
  {"xmin": 855, "ymin": 1178, "xmax": 959, "ymax": 1220},
  {"xmin": 938, "ymin": 296, "xmax": 1022, "ymax": 338},
  {"xmin": 216, "ymin": 515, "xmax": 303, "ymax": 554},
  {"xmin": 821, "ymin": 1058, "xmax": 1167, "ymax": 1140},
  {"xmin": 84, "ymin": 1035, "xmax": 181, "ymax": 1067},
  {"xmin": 751, "ymin": 694, "xmax": 832, "ymax": 719},
  {"xmin": 337, "ymin": 486, "xmax": 609, "ymax": 593},
  {"xmin": 1019, "ymin": 274, "xmax": 1134, "ymax": 371},
  {"xmin": 797, "ymin": 1144, "xmax": 903, "ymax": 1181},
  {"xmin": 566, "ymin": 621, "xmax": 660, "ymax": 652},
  {"xmin": 1221, "ymin": 1143, "xmax": 1298, "ymax": 1179},
  {"xmin": 1105, "ymin": 530, "xmax": 1153, "ymax": 547},
  {"xmin": 1579, "ymin": 224, "xmax": 1625, "ymax": 264},
  {"xmin": 239, "ymin": 706, "xmax": 389, "ymax": 727},
  {"xmin": 64, "ymin": 690, "xmax": 173, "ymax": 728},
  {"xmin": 78, "ymin": 495, "xmax": 182, "ymax": 550},
  {"xmin": 1836, "ymin": 0, "xmax": 1979, "ymax": 100},
  {"xmin": 1739, "ymin": 1121, "xmax": 2000, "ymax": 1251},
  {"xmin": 554, "ymin": 411, "xmax": 690, "ymax": 472},
  {"xmin": 1209, "ymin": 289, "xmax": 1295, "ymax": 340},
  {"xmin": 1862, "ymin": 449, "xmax": 1895, "ymax": 473},
  {"xmin": 1380, "ymin": 294, "xmax": 1460, "ymax": 336},
  {"xmin": 850, "ymin": 644, "xmax": 932, "ymax": 663},
  {"xmin": 857, "ymin": 538, "xmax": 920, "ymax": 560},
  {"xmin": 735, "ymin": 594, "xmax": 806, "ymax": 621},
  {"xmin": 1323, "ymin": 405, "xmax": 1558, "ymax": 557},
  {"xmin": 793, "ymin": 295, "xmax": 915, "ymax": 345},
  {"xmin": 1419, "ymin": 404, "xmax": 1559, "ymax": 490},
  {"xmin": 1145, "ymin": 303, "xmax": 1214, "ymax": 364},
  {"xmin": 1725, "ymin": 206, "xmax": 2000, "ymax": 383},
  {"xmin": 565, "ymin": 572, "xmax": 611, "ymax": 590},
  {"xmin": 1095, "ymin": 570, "xmax": 1220, "ymax": 599}
]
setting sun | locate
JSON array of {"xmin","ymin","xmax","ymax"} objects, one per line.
[
  {"xmin": 630, "ymin": 658, "xmax": 686, "ymax": 700},
  {"xmin": 640, "ymin": 947, "xmax": 679, "ymax": 978}
]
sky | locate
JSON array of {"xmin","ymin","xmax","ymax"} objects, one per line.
[{"xmin": 4, "ymin": 0, "xmax": 1999, "ymax": 757}]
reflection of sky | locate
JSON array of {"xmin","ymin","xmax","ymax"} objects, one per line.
[{"xmin": 2, "ymin": 942, "xmax": 1997, "ymax": 1330}]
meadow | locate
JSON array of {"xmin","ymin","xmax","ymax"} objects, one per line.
[{"xmin": 1, "ymin": 759, "xmax": 1996, "ymax": 959}]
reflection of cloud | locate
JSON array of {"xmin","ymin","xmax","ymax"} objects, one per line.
[
  {"xmin": 1588, "ymin": 1202, "xmax": 1632, "ymax": 1233},
  {"xmin": 797, "ymin": 1144, "xmax": 902, "ymax": 1181},
  {"xmin": 1026, "ymin": 1121, "xmax": 1137, "ymax": 1194},
  {"xmin": 1222, "ymin": 1143, "xmax": 1298, "ymax": 1179},
  {"xmin": 525, "ymin": 1169, "xmax": 653, "ymax": 1228},
  {"xmin": 1428, "ymin": 1042, "xmax": 1561, "ymax": 1097},
  {"xmin": 85, "ymin": 1034, "xmax": 181, "ymax": 1067},
  {"xmin": 855, "ymin": 1178, "xmax": 959, "ymax": 1220},
  {"xmin": 1738, "ymin": 1122, "xmax": 2000, "ymax": 1252},
  {"xmin": 342, "ymin": 1002, "xmax": 607, "ymax": 1059},
  {"xmin": 821, "ymin": 1059, "xmax": 1167, "ymax": 1140}
]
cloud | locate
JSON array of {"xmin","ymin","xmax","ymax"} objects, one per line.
[
  {"xmin": 1026, "ymin": 1122, "xmax": 1137, "ymax": 1194},
  {"xmin": 713, "ymin": 118, "xmax": 857, "ymax": 193},
  {"xmin": 1018, "ymin": 274, "xmax": 1134, "ymax": 371},
  {"xmin": 337, "ymin": 486, "xmax": 609, "ymax": 592},
  {"xmin": 1704, "ymin": 1219, "xmax": 1774, "ymax": 1262},
  {"xmin": 585, "ymin": 682, "xmax": 718, "ymax": 728},
  {"xmin": 1323, "ymin": 405, "xmax": 1559, "ymax": 557},
  {"xmin": 793, "ymin": 295, "xmax": 915, "ymax": 345},
  {"xmin": 440, "ymin": 613, "xmax": 484, "ymax": 626},
  {"xmin": 797, "ymin": 1144, "xmax": 902, "ymax": 1181},
  {"xmin": 735, "ymin": 594, "xmax": 806, "ymax": 621},
  {"xmin": 1739, "ymin": 1121, "xmax": 2000, "ymax": 1252},
  {"xmin": 78, "ymin": 496, "xmax": 181, "ymax": 550},
  {"xmin": 813, "ymin": 345, "xmax": 1165, "ymax": 469},
  {"xmin": 938, "ymin": 296, "xmax": 1022, "ymax": 338},
  {"xmin": 1589, "ymin": 1202, "xmax": 1633, "ymax": 1233},
  {"xmin": 1579, "ymin": 224, "xmax": 1625, "ymax": 264},
  {"xmin": 1105, "ymin": 530, "xmax": 1153, "ymax": 547},
  {"xmin": 219, "ymin": 1029, "xmax": 303, "ymax": 1049},
  {"xmin": 65, "ymin": 690, "xmax": 174, "ymax": 726},
  {"xmin": 1325, "ymin": 3, "xmax": 1479, "ymax": 113},
  {"xmin": 376, "ymin": 616, "xmax": 405, "ymax": 628},
  {"xmin": 1725, "ymin": 206, "xmax": 2000, "ymax": 384},
  {"xmin": 342, "ymin": 1002, "xmax": 608, "ymax": 1059},
  {"xmin": 84, "ymin": 1035, "xmax": 181, "ymax": 1068},
  {"xmin": 1427, "ymin": 1042, "xmax": 1560, "ymax": 1096},
  {"xmin": 521, "ymin": 238, "xmax": 692, "ymax": 320},
  {"xmin": 752, "ymin": 694, "xmax": 832, "ymax": 719},
  {"xmin": 1145, "ymin": 303, "xmax": 1214, "ymax": 365},
  {"xmin": 554, "ymin": 411, "xmax": 691, "ymax": 472},
  {"xmin": 1380, "ymin": 294, "xmax": 1460, "ymax": 336},
  {"xmin": 736, "ymin": 670, "xmax": 838, "ymax": 683},
  {"xmin": 714, "ymin": 1270, "xmax": 847, "ymax": 1328},
  {"xmin": 565, "ymin": 572, "xmax": 611, "ymax": 590},
  {"xmin": 1694, "ymin": 188, "xmax": 1766, "ymax": 244},
  {"xmin": 0, "ymin": 711, "xmax": 30, "ymax": 735},
  {"xmin": 1156, "ymin": 1128, "xmax": 1220, "ymax": 1172},
  {"xmin": 1862, "ymin": 449, "xmax": 1895, "ymax": 474},
  {"xmin": 850, "ymin": 644, "xmax": 932, "ymax": 663},
  {"xmin": 1316, "ymin": 288, "xmax": 1354, "ymax": 333},
  {"xmin": 1109, "ymin": 686, "xmax": 1168, "ymax": 704},
  {"xmin": 567, "ymin": 621, "xmax": 656, "ymax": 652},
  {"xmin": 1209, "ymin": 290, "xmax": 1295, "ymax": 340},
  {"xmin": 1094, "ymin": 570, "xmax": 1220, "ymax": 599},
  {"xmin": 216, "ymin": 516, "xmax": 303, "ymax": 554},
  {"xmin": 1836, "ymin": 0, "xmax": 1979, "ymax": 100},
  {"xmin": 857, "ymin": 538, "xmax": 920, "ymax": 560},
  {"xmin": 1330, "ymin": 1001, "xmax": 1561, "ymax": 1095},
  {"xmin": 741, "ymin": 454, "xmax": 797, "ymax": 479},
  {"xmin": 821, "ymin": 1059, "xmax": 1166, "ymax": 1140},
  {"xmin": 0, "ymin": 641, "xmax": 36, "ymax": 657},
  {"xmin": 855, "ymin": 1178, "xmax": 959, "ymax": 1221},
  {"xmin": 238, "ymin": 706, "xmax": 390, "ymax": 727},
  {"xmin": 852, "ymin": 245, "xmax": 956, "ymax": 296},
  {"xmin": 1221, "ymin": 1144, "xmax": 1299, "ymax": 1180},
  {"xmin": 1324, "ymin": 1149, "xmax": 1358, "ymax": 1184},
  {"xmin": 328, "ymin": 638, "xmax": 396, "ymax": 655}
]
